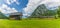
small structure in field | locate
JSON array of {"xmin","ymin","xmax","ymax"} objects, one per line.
[{"xmin": 9, "ymin": 12, "xmax": 23, "ymax": 20}]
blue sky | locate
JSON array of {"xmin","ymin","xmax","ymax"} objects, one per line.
[
  {"xmin": 5, "ymin": 0, "xmax": 28, "ymax": 12},
  {"xmin": 0, "ymin": 0, "xmax": 60, "ymax": 18},
  {"xmin": 0, "ymin": 0, "xmax": 28, "ymax": 12}
]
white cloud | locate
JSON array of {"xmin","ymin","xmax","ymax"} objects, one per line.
[
  {"xmin": 23, "ymin": 0, "xmax": 60, "ymax": 17},
  {"xmin": 23, "ymin": 0, "xmax": 42, "ymax": 16},
  {"xmin": 0, "ymin": 4, "xmax": 18, "ymax": 14},
  {"xmin": 46, "ymin": 2, "xmax": 60, "ymax": 8},
  {"xmin": 44, "ymin": 0, "xmax": 60, "ymax": 10},
  {"xmin": 4, "ymin": 0, "xmax": 20, "ymax": 5}
]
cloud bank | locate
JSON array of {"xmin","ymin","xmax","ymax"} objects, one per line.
[
  {"xmin": 0, "ymin": 4, "xmax": 18, "ymax": 14},
  {"xmin": 0, "ymin": 0, "xmax": 19, "ymax": 14}
]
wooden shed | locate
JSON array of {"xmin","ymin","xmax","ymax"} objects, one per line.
[{"xmin": 9, "ymin": 12, "xmax": 23, "ymax": 20}]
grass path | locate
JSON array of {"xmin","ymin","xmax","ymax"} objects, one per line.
[{"xmin": 0, "ymin": 19, "xmax": 60, "ymax": 28}]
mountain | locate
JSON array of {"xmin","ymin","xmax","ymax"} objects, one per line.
[{"xmin": 29, "ymin": 4, "xmax": 56, "ymax": 18}]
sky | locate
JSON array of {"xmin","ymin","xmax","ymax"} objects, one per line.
[
  {"xmin": 0, "ymin": 0, "xmax": 28, "ymax": 14},
  {"xmin": 0, "ymin": 0, "xmax": 60, "ymax": 18}
]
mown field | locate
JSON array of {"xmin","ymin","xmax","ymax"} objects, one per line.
[{"xmin": 0, "ymin": 19, "xmax": 60, "ymax": 28}]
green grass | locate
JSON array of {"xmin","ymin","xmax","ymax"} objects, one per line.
[{"xmin": 0, "ymin": 19, "xmax": 60, "ymax": 28}]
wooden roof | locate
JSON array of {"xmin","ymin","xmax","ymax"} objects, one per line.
[{"xmin": 9, "ymin": 12, "xmax": 22, "ymax": 15}]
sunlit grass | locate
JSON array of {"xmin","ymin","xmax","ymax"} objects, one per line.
[{"xmin": 0, "ymin": 19, "xmax": 60, "ymax": 28}]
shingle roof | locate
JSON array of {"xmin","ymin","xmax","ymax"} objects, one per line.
[{"xmin": 9, "ymin": 12, "xmax": 22, "ymax": 15}]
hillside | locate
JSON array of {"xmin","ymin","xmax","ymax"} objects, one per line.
[{"xmin": 0, "ymin": 12, "xmax": 9, "ymax": 19}]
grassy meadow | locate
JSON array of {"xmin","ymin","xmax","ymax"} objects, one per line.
[{"xmin": 0, "ymin": 18, "xmax": 60, "ymax": 28}]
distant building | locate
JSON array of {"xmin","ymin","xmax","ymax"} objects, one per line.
[{"xmin": 9, "ymin": 12, "xmax": 23, "ymax": 20}]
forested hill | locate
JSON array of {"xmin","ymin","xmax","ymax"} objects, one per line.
[{"xmin": 0, "ymin": 12, "xmax": 9, "ymax": 19}]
